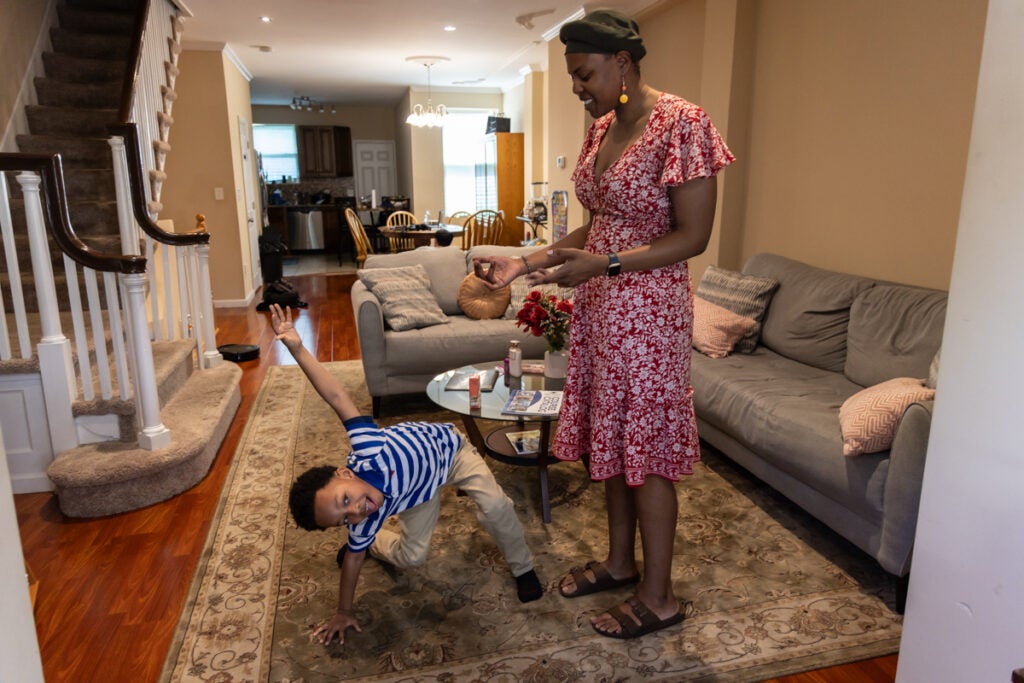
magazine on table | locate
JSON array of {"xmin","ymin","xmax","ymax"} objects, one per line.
[
  {"xmin": 506, "ymin": 429, "xmax": 541, "ymax": 455},
  {"xmin": 444, "ymin": 368, "xmax": 499, "ymax": 392},
  {"xmin": 501, "ymin": 389, "xmax": 563, "ymax": 416}
]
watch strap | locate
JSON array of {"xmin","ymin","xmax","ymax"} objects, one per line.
[{"xmin": 606, "ymin": 252, "xmax": 622, "ymax": 277}]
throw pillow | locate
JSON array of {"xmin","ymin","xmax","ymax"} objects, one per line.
[
  {"xmin": 926, "ymin": 346, "xmax": 941, "ymax": 389},
  {"xmin": 357, "ymin": 265, "xmax": 449, "ymax": 331},
  {"xmin": 695, "ymin": 265, "xmax": 779, "ymax": 353},
  {"xmin": 839, "ymin": 377, "xmax": 936, "ymax": 456},
  {"xmin": 457, "ymin": 274, "xmax": 510, "ymax": 320},
  {"xmin": 504, "ymin": 276, "xmax": 575, "ymax": 320},
  {"xmin": 692, "ymin": 295, "xmax": 757, "ymax": 358}
]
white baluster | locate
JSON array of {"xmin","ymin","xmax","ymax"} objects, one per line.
[
  {"xmin": 121, "ymin": 272, "xmax": 171, "ymax": 449},
  {"xmin": 195, "ymin": 242, "xmax": 221, "ymax": 367}
]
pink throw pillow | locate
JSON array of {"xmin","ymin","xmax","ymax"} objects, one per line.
[
  {"xmin": 839, "ymin": 377, "xmax": 936, "ymax": 456},
  {"xmin": 692, "ymin": 295, "xmax": 757, "ymax": 359}
]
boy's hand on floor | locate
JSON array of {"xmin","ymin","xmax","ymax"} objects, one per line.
[
  {"xmin": 311, "ymin": 610, "xmax": 361, "ymax": 646},
  {"xmin": 269, "ymin": 303, "xmax": 302, "ymax": 351}
]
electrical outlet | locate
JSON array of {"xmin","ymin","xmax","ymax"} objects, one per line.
[
  {"xmin": 556, "ymin": 155, "xmax": 566, "ymax": 169},
  {"xmin": 213, "ymin": 187, "xmax": 225, "ymax": 200}
]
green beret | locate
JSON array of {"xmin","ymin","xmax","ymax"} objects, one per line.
[{"xmin": 560, "ymin": 9, "xmax": 646, "ymax": 62}]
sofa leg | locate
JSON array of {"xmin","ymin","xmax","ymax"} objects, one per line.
[
  {"xmin": 372, "ymin": 396, "xmax": 381, "ymax": 419},
  {"xmin": 895, "ymin": 573, "xmax": 909, "ymax": 614}
]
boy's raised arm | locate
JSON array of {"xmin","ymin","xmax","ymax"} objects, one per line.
[{"xmin": 270, "ymin": 304, "xmax": 361, "ymax": 421}]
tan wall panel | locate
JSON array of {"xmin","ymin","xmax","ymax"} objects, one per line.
[
  {"xmin": 1, "ymin": 2, "xmax": 49, "ymax": 149},
  {"xmin": 251, "ymin": 104, "xmax": 396, "ymax": 140}
]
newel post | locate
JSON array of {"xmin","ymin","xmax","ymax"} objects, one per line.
[{"xmin": 121, "ymin": 272, "xmax": 171, "ymax": 449}]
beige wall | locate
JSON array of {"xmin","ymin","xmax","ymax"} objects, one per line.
[
  {"xmin": 1, "ymin": 1, "xmax": 50, "ymax": 151},
  {"xmin": 161, "ymin": 49, "xmax": 254, "ymax": 303},
  {"xmin": 732, "ymin": 0, "xmax": 986, "ymax": 289},
  {"xmin": 544, "ymin": 39, "xmax": 590, "ymax": 239},
  {"xmin": 251, "ymin": 104, "xmax": 396, "ymax": 140}
]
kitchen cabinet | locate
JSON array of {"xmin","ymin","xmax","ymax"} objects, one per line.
[
  {"xmin": 480, "ymin": 132, "xmax": 524, "ymax": 245},
  {"xmin": 298, "ymin": 125, "xmax": 353, "ymax": 178}
]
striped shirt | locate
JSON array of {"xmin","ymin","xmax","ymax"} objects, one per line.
[{"xmin": 343, "ymin": 416, "xmax": 462, "ymax": 552}]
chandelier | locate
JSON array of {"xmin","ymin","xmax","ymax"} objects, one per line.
[
  {"xmin": 405, "ymin": 56, "xmax": 449, "ymax": 128},
  {"xmin": 290, "ymin": 95, "xmax": 336, "ymax": 114}
]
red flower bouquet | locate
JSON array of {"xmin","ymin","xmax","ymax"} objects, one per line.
[{"xmin": 515, "ymin": 290, "xmax": 573, "ymax": 352}]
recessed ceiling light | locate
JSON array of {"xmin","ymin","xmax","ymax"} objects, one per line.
[
  {"xmin": 259, "ymin": 16, "xmax": 272, "ymax": 23},
  {"xmin": 443, "ymin": 25, "xmax": 456, "ymax": 32}
]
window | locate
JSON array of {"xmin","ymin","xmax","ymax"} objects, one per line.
[
  {"xmin": 441, "ymin": 110, "xmax": 491, "ymax": 215},
  {"xmin": 253, "ymin": 124, "xmax": 299, "ymax": 182}
]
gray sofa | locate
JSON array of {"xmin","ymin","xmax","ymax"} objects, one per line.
[
  {"xmin": 690, "ymin": 253, "xmax": 946, "ymax": 579},
  {"xmin": 351, "ymin": 245, "xmax": 549, "ymax": 416}
]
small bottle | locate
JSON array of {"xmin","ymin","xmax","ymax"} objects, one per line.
[
  {"xmin": 508, "ymin": 340, "xmax": 523, "ymax": 378},
  {"xmin": 468, "ymin": 374, "xmax": 481, "ymax": 409},
  {"xmin": 503, "ymin": 356, "xmax": 511, "ymax": 386},
  {"xmin": 424, "ymin": 210, "xmax": 431, "ymax": 225}
]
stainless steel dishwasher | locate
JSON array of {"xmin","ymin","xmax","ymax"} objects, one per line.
[{"xmin": 287, "ymin": 208, "xmax": 325, "ymax": 250}]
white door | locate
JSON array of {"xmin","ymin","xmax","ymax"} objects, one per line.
[
  {"xmin": 354, "ymin": 140, "xmax": 397, "ymax": 200},
  {"xmin": 238, "ymin": 116, "xmax": 261, "ymax": 291}
]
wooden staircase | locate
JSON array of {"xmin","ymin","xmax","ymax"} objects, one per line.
[{"xmin": 0, "ymin": 0, "xmax": 242, "ymax": 517}]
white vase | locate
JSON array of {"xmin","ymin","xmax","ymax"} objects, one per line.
[{"xmin": 544, "ymin": 349, "xmax": 569, "ymax": 378}]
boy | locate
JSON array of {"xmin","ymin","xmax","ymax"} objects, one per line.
[{"xmin": 271, "ymin": 304, "xmax": 542, "ymax": 646}]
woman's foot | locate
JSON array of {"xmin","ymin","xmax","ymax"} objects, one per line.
[
  {"xmin": 591, "ymin": 595, "xmax": 687, "ymax": 639},
  {"xmin": 559, "ymin": 560, "xmax": 639, "ymax": 598}
]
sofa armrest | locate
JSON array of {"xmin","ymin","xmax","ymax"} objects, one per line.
[
  {"xmin": 878, "ymin": 399, "xmax": 934, "ymax": 576},
  {"xmin": 351, "ymin": 280, "xmax": 388, "ymax": 396}
]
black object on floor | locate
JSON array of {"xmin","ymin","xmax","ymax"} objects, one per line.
[
  {"xmin": 218, "ymin": 344, "xmax": 260, "ymax": 363},
  {"xmin": 256, "ymin": 279, "xmax": 307, "ymax": 311}
]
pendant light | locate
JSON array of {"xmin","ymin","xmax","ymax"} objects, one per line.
[{"xmin": 405, "ymin": 56, "xmax": 449, "ymax": 128}]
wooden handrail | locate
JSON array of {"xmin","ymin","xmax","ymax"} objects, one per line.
[
  {"xmin": 108, "ymin": 123, "xmax": 210, "ymax": 246},
  {"xmin": 117, "ymin": 0, "xmax": 151, "ymax": 124},
  {"xmin": 0, "ymin": 154, "xmax": 146, "ymax": 274}
]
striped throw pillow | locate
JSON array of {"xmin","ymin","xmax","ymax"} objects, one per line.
[
  {"xmin": 695, "ymin": 265, "xmax": 779, "ymax": 353},
  {"xmin": 358, "ymin": 265, "xmax": 449, "ymax": 331},
  {"xmin": 839, "ymin": 377, "xmax": 935, "ymax": 456}
]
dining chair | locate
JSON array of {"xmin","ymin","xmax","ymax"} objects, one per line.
[
  {"xmin": 446, "ymin": 210, "xmax": 471, "ymax": 227},
  {"xmin": 461, "ymin": 209, "xmax": 504, "ymax": 249},
  {"xmin": 345, "ymin": 207, "xmax": 374, "ymax": 268},
  {"xmin": 385, "ymin": 210, "xmax": 418, "ymax": 228}
]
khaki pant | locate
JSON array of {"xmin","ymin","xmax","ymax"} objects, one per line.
[{"xmin": 370, "ymin": 434, "xmax": 534, "ymax": 577}]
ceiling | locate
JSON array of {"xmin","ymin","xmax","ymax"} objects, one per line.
[{"xmin": 178, "ymin": 0, "xmax": 658, "ymax": 107}]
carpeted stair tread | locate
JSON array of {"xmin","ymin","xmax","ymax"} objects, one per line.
[
  {"xmin": 62, "ymin": 167, "xmax": 116, "ymax": 201},
  {"xmin": 42, "ymin": 52, "xmax": 124, "ymax": 83},
  {"xmin": 57, "ymin": 3, "xmax": 136, "ymax": 34},
  {"xmin": 26, "ymin": 105, "xmax": 118, "ymax": 136},
  {"xmin": 50, "ymin": 27, "xmax": 131, "ymax": 61},
  {"xmin": 47, "ymin": 361, "xmax": 243, "ymax": 518},
  {"xmin": 35, "ymin": 77, "xmax": 121, "ymax": 109},
  {"xmin": 0, "ymin": 231, "xmax": 121, "ymax": 275},
  {"xmin": 15, "ymin": 134, "xmax": 113, "ymax": 168}
]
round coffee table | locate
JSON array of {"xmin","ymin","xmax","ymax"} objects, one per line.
[{"xmin": 427, "ymin": 362, "xmax": 566, "ymax": 523}]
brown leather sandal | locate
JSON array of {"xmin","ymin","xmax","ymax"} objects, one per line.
[
  {"xmin": 593, "ymin": 596, "xmax": 686, "ymax": 639},
  {"xmin": 558, "ymin": 560, "xmax": 639, "ymax": 598}
]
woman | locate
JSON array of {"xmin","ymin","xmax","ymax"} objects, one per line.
[{"xmin": 474, "ymin": 9, "xmax": 734, "ymax": 638}]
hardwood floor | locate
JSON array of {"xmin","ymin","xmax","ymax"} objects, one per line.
[{"xmin": 14, "ymin": 273, "xmax": 898, "ymax": 682}]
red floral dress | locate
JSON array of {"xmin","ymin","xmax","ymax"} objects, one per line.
[{"xmin": 551, "ymin": 92, "xmax": 735, "ymax": 485}]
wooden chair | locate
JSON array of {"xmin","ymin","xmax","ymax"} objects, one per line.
[
  {"xmin": 345, "ymin": 207, "xmax": 374, "ymax": 268},
  {"xmin": 461, "ymin": 209, "xmax": 504, "ymax": 249},
  {"xmin": 446, "ymin": 211, "xmax": 471, "ymax": 227},
  {"xmin": 385, "ymin": 210, "xmax": 418, "ymax": 228}
]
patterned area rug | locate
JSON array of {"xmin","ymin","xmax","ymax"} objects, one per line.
[{"xmin": 161, "ymin": 361, "xmax": 901, "ymax": 682}]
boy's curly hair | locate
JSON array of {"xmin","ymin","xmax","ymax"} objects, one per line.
[{"xmin": 289, "ymin": 465, "xmax": 336, "ymax": 531}]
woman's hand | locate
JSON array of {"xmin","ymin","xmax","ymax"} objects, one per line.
[
  {"xmin": 530, "ymin": 248, "xmax": 608, "ymax": 287},
  {"xmin": 311, "ymin": 610, "xmax": 361, "ymax": 646},
  {"xmin": 472, "ymin": 255, "xmax": 522, "ymax": 289},
  {"xmin": 269, "ymin": 303, "xmax": 302, "ymax": 352}
]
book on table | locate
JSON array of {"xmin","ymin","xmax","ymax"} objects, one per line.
[
  {"xmin": 506, "ymin": 429, "xmax": 541, "ymax": 455},
  {"xmin": 444, "ymin": 368, "xmax": 499, "ymax": 392},
  {"xmin": 501, "ymin": 389, "xmax": 564, "ymax": 416}
]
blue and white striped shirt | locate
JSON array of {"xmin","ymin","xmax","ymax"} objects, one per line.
[{"xmin": 343, "ymin": 416, "xmax": 462, "ymax": 552}]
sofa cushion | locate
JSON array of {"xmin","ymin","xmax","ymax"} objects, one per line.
[
  {"xmin": 458, "ymin": 274, "xmax": 510, "ymax": 319},
  {"xmin": 844, "ymin": 284, "xmax": 947, "ymax": 387},
  {"xmin": 839, "ymin": 377, "xmax": 936, "ymax": 456},
  {"xmin": 692, "ymin": 295, "xmax": 757, "ymax": 358},
  {"xmin": 743, "ymin": 253, "xmax": 876, "ymax": 372},
  {"xmin": 356, "ymin": 265, "xmax": 449, "ymax": 331},
  {"xmin": 695, "ymin": 265, "xmax": 778, "ymax": 353},
  {"xmin": 690, "ymin": 347, "xmax": 888, "ymax": 521},
  {"xmin": 365, "ymin": 247, "xmax": 468, "ymax": 315}
]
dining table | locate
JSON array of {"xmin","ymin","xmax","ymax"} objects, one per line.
[{"xmin": 379, "ymin": 222, "xmax": 465, "ymax": 248}]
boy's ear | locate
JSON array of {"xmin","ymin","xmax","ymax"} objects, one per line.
[{"xmin": 336, "ymin": 468, "xmax": 353, "ymax": 479}]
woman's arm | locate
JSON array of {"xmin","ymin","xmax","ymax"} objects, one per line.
[
  {"xmin": 534, "ymin": 175, "xmax": 717, "ymax": 287},
  {"xmin": 473, "ymin": 216, "xmax": 592, "ymax": 288}
]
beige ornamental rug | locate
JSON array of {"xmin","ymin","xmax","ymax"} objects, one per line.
[{"xmin": 161, "ymin": 361, "xmax": 901, "ymax": 683}]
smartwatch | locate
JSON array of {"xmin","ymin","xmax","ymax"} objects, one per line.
[{"xmin": 605, "ymin": 252, "xmax": 622, "ymax": 277}]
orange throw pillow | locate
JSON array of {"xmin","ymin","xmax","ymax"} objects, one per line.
[
  {"xmin": 839, "ymin": 377, "xmax": 936, "ymax": 456},
  {"xmin": 692, "ymin": 295, "xmax": 757, "ymax": 358},
  {"xmin": 458, "ymin": 274, "xmax": 510, "ymax": 320}
]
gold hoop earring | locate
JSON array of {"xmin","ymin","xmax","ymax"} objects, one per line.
[{"xmin": 619, "ymin": 75, "xmax": 629, "ymax": 104}]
